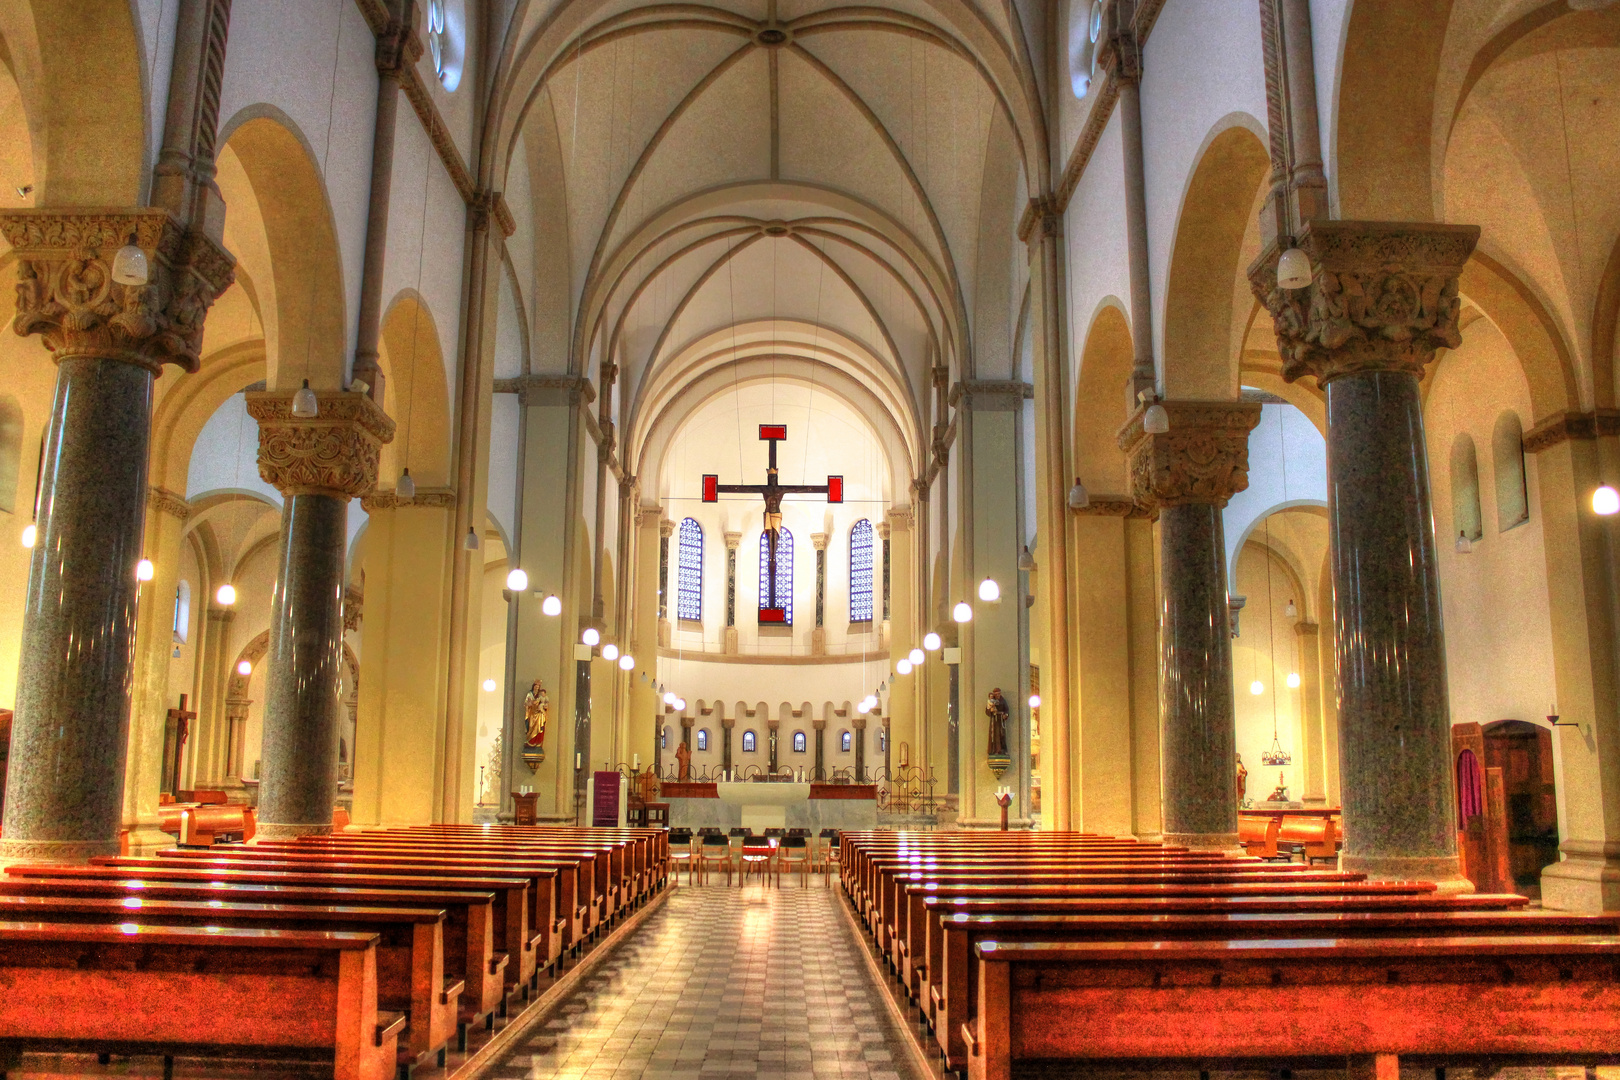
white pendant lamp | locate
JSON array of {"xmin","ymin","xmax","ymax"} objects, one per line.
[
  {"xmin": 110, "ymin": 232, "xmax": 149, "ymax": 286},
  {"xmin": 601, "ymin": 643, "xmax": 619, "ymax": 662},
  {"xmin": 1594, "ymin": 485, "xmax": 1620, "ymax": 516},
  {"xmin": 896, "ymin": 658, "xmax": 913, "ymax": 676},
  {"xmin": 291, "ymin": 379, "xmax": 319, "ymax": 419},
  {"xmin": 1067, "ymin": 479, "xmax": 1090, "ymax": 510},
  {"xmin": 1028, "ymin": 694, "xmax": 1041, "ymax": 709},
  {"xmin": 541, "ymin": 594, "xmax": 562, "ymax": 617},
  {"xmin": 236, "ymin": 659, "xmax": 253, "ymax": 676},
  {"xmin": 978, "ymin": 578, "xmax": 1001, "ymax": 603},
  {"xmin": 618, "ymin": 653, "xmax": 635, "ymax": 671},
  {"xmin": 1276, "ymin": 246, "xmax": 1313, "ymax": 290},
  {"xmin": 20, "ymin": 523, "xmax": 36, "ymax": 549},
  {"xmin": 216, "ymin": 583, "xmax": 237, "ymax": 606},
  {"xmin": 464, "ymin": 526, "xmax": 480, "ymax": 550},
  {"xmin": 922, "ymin": 632, "xmax": 941, "ymax": 651},
  {"xmin": 953, "ymin": 601, "xmax": 973, "ymax": 623},
  {"xmin": 482, "ymin": 678, "xmax": 497, "ymax": 692},
  {"xmin": 135, "ymin": 558, "xmax": 154, "ymax": 582},
  {"xmin": 581, "ymin": 628, "xmax": 600, "ymax": 647},
  {"xmin": 396, "ymin": 468, "xmax": 416, "ymax": 499},
  {"xmin": 908, "ymin": 648, "xmax": 924, "ymax": 666},
  {"xmin": 505, "ymin": 568, "xmax": 529, "ymax": 592}
]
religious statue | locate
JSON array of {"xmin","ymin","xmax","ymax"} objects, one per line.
[
  {"xmin": 985, "ymin": 687, "xmax": 1011, "ymax": 778},
  {"xmin": 674, "ymin": 739, "xmax": 692, "ymax": 781},
  {"xmin": 1236, "ymin": 753, "xmax": 1248, "ymax": 807},
  {"xmin": 521, "ymin": 680, "xmax": 548, "ymax": 772}
]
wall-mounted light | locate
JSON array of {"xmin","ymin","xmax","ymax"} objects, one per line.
[{"xmin": 541, "ymin": 594, "xmax": 562, "ymax": 617}]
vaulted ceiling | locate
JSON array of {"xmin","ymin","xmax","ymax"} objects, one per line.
[{"xmin": 494, "ymin": 0, "xmax": 1047, "ymax": 491}]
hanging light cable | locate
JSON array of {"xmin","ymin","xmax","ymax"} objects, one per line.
[{"xmin": 1261, "ymin": 514, "xmax": 1291, "ymax": 768}]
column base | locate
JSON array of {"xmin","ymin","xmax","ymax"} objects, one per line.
[
  {"xmin": 123, "ymin": 822, "xmax": 175, "ymax": 857},
  {"xmin": 0, "ymin": 837, "xmax": 122, "ymax": 866},
  {"xmin": 1341, "ymin": 852, "xmax": 1471, "ymax": 890},
  {"xmin": 1163, "ymin": 831, "xmax": 1243, "ymax": 853},
  {"xmin": 251, "ymin": 821, "xmax": 334, "ymax": 841},
  {"xmin": 1539, "ymin": 841, "xmax": 1620, "ymax": 912}
]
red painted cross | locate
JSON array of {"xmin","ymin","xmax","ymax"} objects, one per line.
[{"xmin": 702, "ymin": 424, "xmax": 842, "ymax": 621}]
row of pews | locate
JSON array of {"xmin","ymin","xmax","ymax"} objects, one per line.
[
  {"xmin": 838, "ymin": 830, "xmax": 1620, "ymax": 1080},
  {"xmin": 0, "ymin": 825, "xmax": 669, "ymax": 1080}
]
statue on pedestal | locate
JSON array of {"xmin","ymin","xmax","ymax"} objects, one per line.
[
  {"xmin": 985, "ymin": 688, "xmax": 1011, "ymax": 779},
  {"xmin": 522, "ymin": 680, "xmax": 548, "ymax": 772},
  {"xmin": 1236, "ymin": 753, "xmax": 1248, "ymax": 807},
  {"xmin": 674, "ymin": 740, "xmax": 692, "ymax": 781}
]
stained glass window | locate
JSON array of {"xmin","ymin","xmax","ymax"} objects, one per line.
[
  {"xmin": 849, "ymin": 519, "xmax": 874, "ymax": 622},
  {"xmin": 758, "ymin": 528, "xmax": 794, "ymax": 624},
  {"xmin": 793, "ymin": 731, "xmax": 806, "ymax": 753},
  {"xmin": 677, "ymin": 517, "xmax": 703, "ymax": 621},
  {"xmin": 841, "ymin": 731, "xmax": 851, "ymax": 753},
  {"xmin": 742, "ymin": 730, "xmax": 756, "ymax": 752},
  {"xmin": 697, "ymin": 729, "xmax": 709, "ymax": 751}
]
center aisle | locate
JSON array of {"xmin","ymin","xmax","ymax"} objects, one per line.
[{"xmin": 480, "ymin": 882, "xmax": 924, "ymax": 1080}]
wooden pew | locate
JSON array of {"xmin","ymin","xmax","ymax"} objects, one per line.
[
  {"xmin": 933, "ymin": 905, "xmax": 1611, "ymax": 1070},
  {"xmin": 965, "ymin": 934, "xmax": 1620, "ymax": 1080},
  {"xmin": 1278, "ymin": 814, "xmax": 1338, "ymax": 862},
  {"xmin": 0, "ymin": 921, "xmax": 401, "ymax": 1080},
  {"xmin": 155, "ymin": 803, "xmax": 254, "ymax": 844},
  {"xmin": 8, "ymin": 863, "xmax": 538, "ymax": 997},
  {"xmin": 0, "ymin": 875, "xmax": 508, "ymax": 1030},
  {"xmin": 0, "ymin": 894, "xmax": 461, "ymax": 1068},
  {"xmin": 1239, "ymin": 813, "xmax": 1281, "ymax": 857}
]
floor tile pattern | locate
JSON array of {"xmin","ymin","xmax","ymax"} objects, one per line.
[{"xmin": 482, "ymin": 881, "xmax": 923, "ymax": 1080}]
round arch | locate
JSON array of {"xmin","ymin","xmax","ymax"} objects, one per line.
[
  {"xmin": 1072, "ymin": 299, "xmax": 1133, "ymax": 494},
  {"xmin": 378, "ymin": 291, "xmax": 453, "ymax": 488}
]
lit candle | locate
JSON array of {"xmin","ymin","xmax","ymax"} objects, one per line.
[
  {"xmin": 633, "ymin": 753, "xmax": 640, "ymax": 770},
  {"xmin": 576, "ymin": 752, "xmax": 582, "ymax": 770}
]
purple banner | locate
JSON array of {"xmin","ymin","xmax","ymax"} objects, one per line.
[{"xmin": 592, "ymin": 770, "xmax": 621, "ymax": 827}]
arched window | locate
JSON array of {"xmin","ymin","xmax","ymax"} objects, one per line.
[
  {"xmin": 696, "ymin": 729, "xmax": 709, "ymax": 752},
  {"xmin": 677, "ymin": 517, "xmax": 703, "ymax": 621},
  {"xmin": 1450, "ymin": 434, "xmax": 1483, "ymax": 544},
  {"xmin": 849, "ymin": 519, "xmax": 874, "ymax": 623},
  {"xmin": 758, "ymin": 528, "xmax": 794, "ymax": 624},
  {"xmin": 840, "ymin": 730, "xmax": 852, "ymax": 753},
  {"xmin": 1494, "ymin": 412, "xmax": 1529, "ymax": 532},
  {"xmin": 742, "ymin": 730, "xmax": 757, "ymax": 753},
  {"xmin": 792, "ymin": 731, "xmax": 807, "ymax": 753},
  {"xmin": 426, "ymin": 0, "xmax": 464, "ymax": 90},
  {"xmin": 172, "ymin": 580, "xmax": 192, "ymax": 645},
  {"xmin": 0, "ymin": 394, "xmax": 22, "ymax": 515}
]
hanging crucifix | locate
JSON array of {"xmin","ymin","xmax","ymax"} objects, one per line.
[{"xmin": 703, "ymin": 424, "xmax": 842, "ymax": 623}]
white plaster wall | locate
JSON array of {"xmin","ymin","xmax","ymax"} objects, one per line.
[
  {"xmin": 136, "ymin": 0, "xmax": 180, "ymax": 190},
  {"xmin": 382, "ymin": 114, "xmax": 468, "ymax": 402},
  {"xmin": 1310, "ymin": 0, "xmax": 1353, "ymax": 210},
  {"xmin": 487, "ymin": 393, "xmax": 520, "ymax": 545},
  {"xmin": 1062, "ymin": 110, "xmax": 1131, "ymax": 409},
  {"xmin": 186, "ymin": 393, "xmax": 284, "ymax": 508},
  {"xmin": 217, "ymin": 0, "xmax": 380, "ymax": 371},
  {"xmin": 1139, "ymin": 1, "xmax": 1268, "ymax": 371},
  {"xmin": 1223, "ymin": 401, "xmax": 1328, "ymax": 581}
]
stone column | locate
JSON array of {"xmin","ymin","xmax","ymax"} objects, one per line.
[
  {"xmin": 0, "ymin": 210, "xmax": 232, "ymax": 864},
  {"xmin": 853, "ymin": 715, "xmax": 868, "ymax": 783},
  {"xmin": 657, "ymin": 518, "xmax": 673, "ymax": 647},
  {"xmin": 1252, "ymin": 219, "xmax": 1479, "ymax": 883},
  {"xmin": 194, "ymin": 606, "xmax": 237, "ymax": 787},
  {"xmin": 1120, "ymin": 399, "xmax": 1262, "ymax": 849},
  {"xmin": 811, "ymin": 532, "xmax": 828, "ymax": 657},
  {"xmin": 246, "ymin": 390, "xmax": 393, "ymax": 839},
  {"xmin": 1294, "ymin": 621, "xmax": 1327, "ymax": 805},
  {"xmin": 721, "ymin": 716, "xmax": 734, "ymax": 775},
  {"xmin": 813, "ymin": 719, "xmax": 826, "ymax": 781}
]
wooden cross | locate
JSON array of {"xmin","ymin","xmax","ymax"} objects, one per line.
[
  {"xmin": 167, "ymin": 694, "xmax": 197, "ymax": 748},
  {"xmin": 703, "ymin": 424, "xmax": 842, "ymax": 623}
]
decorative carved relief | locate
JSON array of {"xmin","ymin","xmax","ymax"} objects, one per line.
[
  {"xmin": 1118, "ymin": 400, "xmax": 1262, "ymax": 509},
  {"xmin": 0, "ymin": 209, "xmax": 235, "ymax": 373},
  {"xmin": 360, "ymin": 488, "xmax": 455, "ymax": 512},
  {"xmin": 343, "ymin": 587, "xmax": 364, "ymax": 634},
  {"xmin": 1523, "ymin": 409, "xmax": 1620, "ymax": 454},
  {"xmin": 1248, "ymin": 221, "xmax": 1480, "ymax": 385},
  {"xmin": 147, "ymin": 486, "xmax": 193, "ymax": 521},
  {"xmin": 245, "ymin": 390, "xmax": 395, "ymax": 498}
]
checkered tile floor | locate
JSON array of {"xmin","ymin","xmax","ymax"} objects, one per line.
[{"xmin": 481, "ymin": 881, "xmax": 923, "ymax": 1080}]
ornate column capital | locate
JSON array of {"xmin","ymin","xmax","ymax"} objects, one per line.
[
  {"xmin": 1118, "ymin": 400, "xmax": 1262, "ymax": 509},
  {"xmin": 0, "ymin": 208, "xmax": 235, "ymax": 373},
  {"xmin": 724, "ymin": 531, "xmax": 742, "ymax": 551},
  {"xmin": 1294, "ymin": 619, "xmax": 1320, "ymax": 638},
  {"xmin": 359, "ymin": 487, "xmax": 455, "ymax": 513},
  {"xmin": 245, "ymin": 390, "xmax": 395, "ymax": 499},
  {"xmin": 1248, "ymin": 220, "xmax": 1480, "ymax": 385},
  {"xmin": 811, "ymin": 532, "xmax": 828, "ymax": 552}
]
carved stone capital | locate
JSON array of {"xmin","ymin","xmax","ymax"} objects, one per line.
[
  {"xmin": 1118, "ymin": 400, "xmax": 1262, "ymax": 509},
  {"xmin": 343, "ymin": 587, "xmax": 364, "ymax": 633},
  {"xmin": 639, "ymin": 508, "xmax": 668, "ymax": 531},
  {"xmin": 359, "ymin": 487, "xmax": 455, "ymax": 513},
  {"xmin": 0, "ymin": 208, "xmax": 234, "ymax": 373},
  {"xmin": 1248, "ymin": 220, "xmax": 1480, "ymax": 385},
  {"xmin": 147, "ymin": 485, "xmax": 192, "ymax": 521},
  {"xmin": 811, "ymin": 532, "xmax": 828, "ymax": 552},
  {"xmin": 724, "ymin": 531, "xmax": 742, "ymax": 551},
  {"xmin": 245, "ymin": 390, "xmax": 395, "ymax": 499},
  {"xmin": 1294, "ymin": 620, "xmax": 1320, "ymax": 638}
]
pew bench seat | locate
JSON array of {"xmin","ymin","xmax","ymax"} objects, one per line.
[
  {"xmin": 966, "ymin": 934, "xmax": 1620, "ymax": 1080},
  {"xmin": 0, "ymin": 921, "xmax": 400, "ymax": 1080}
]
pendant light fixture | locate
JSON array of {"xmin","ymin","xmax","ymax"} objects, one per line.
[
  {"xmin": 542, "ymin": 594, "xmax": 562, "ymax": 617},
  {"xmin": 581, "ymin": 628, "xmax": 600, "ymax": 647},
  {"xmin": 1141, "ymin": 391, "xmax": 1169, "ymax": 434},
  {"xmin": 601, "ymin": 643, "xmax": 619, "ymax": 662},
  {"xmin": 396, "ymin": 467, "xmax": 416, "ymax": 499},
  {"xmin": 1285, "ymin": 598, "xmax": 1298, "ymax": 618},
  {"xmin": 922, "ymin": 632, "xmax": 941, "ymax": 651},
  {"xmin": 1067, "ymin": 478, "xmax": 1090, "ymax": 510},
  {"xmin": 908, "ymin": 648, "xmax": 924, "ymax": 666},
  {"xmin": 953, "ymin": 601, "xmax": 973, "ymax": 623},
  {"xmin": 1018, "ymin": 545, "xmax": 1036, "ymax": 572},
  {"xmin": 1275, "ymin": 245, "xmax": 1312, "ymax": 290},
  {"xmin": 111, "ymin": 231, "xmax": 149, "ymax": 286},
  {"xmin": 618, "ymin": 653, "xmax": 635, "ymax": 671},
  {"xmin": 1594, "ymin": 485, "xmax": 1619, "ymax": 516},
  {"xmin": 19, "ymin": 523, "xmax": 36, "ymax": 549},
  {"xmin": 135, "ymin": 558, "xmax": 154, "ymax": 582},
  {"xmin": 1259, "ymin": 513, "xmax": 1292, "ymax": 767},
  {"xmin": 1455, "ymin": 530, "xmax": 1473, "ymax": 554},
  {"xmin": 505, "ymin": 568, "xmax": 529, "ymax": 592},
  {"xmin": 463, "ymin": 526, "xmax": 480, "ymax": 550},
  {"xmin": 216, "ymin": 583, "xmax": 237, "ymax": 606},
  {"xmin": 978, "ymin": 578, "xmax": 1000, "ymax": 603},
  {"xmin": 237, "ymin": 659, "xmax": 253, "ymax": 676},
  {"xmin": 896, "ymin": 658, "xmax": 912, "ymax": 676},
  {"xmin": 291, "ymin": 379, "xmax": 319, "ymax": 418}
]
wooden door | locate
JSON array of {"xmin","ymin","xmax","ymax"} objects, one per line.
[{"xmin": 1484, "ymin": 720, "xmax": 1560, "ymax": 897}]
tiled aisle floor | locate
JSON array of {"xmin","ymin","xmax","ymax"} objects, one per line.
[{"xmin": 482, "ymin": 880, "xmax": 925, "ymax": 1080}]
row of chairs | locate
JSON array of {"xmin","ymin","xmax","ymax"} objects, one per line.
[{"xmin": 667, "ymin": 828, "xmax": 841, "ymax": 887}]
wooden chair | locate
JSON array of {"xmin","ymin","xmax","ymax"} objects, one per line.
[
  {"xmin": 668, "ymin": 828, "xmax": 696, "ymax": 884},
  {"xmin": 814, "ymin": 829, "xmax": 840, "ymax": 888},
  {"xmin": 777, "ymin": 834, "xmax": 811, "ymax": 887},
  {"xmin": 738, "ymin": 837, "xmax": 778, "ymax": 888},
  {"xmin": 697, "ymin": 834, "xmax": 733, "ymax": 885}
]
